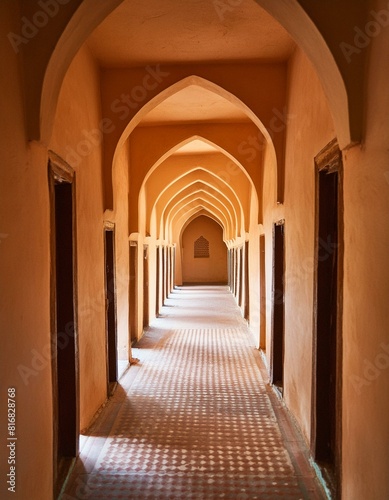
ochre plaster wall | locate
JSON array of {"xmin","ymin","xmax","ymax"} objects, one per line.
[
  {"xmin": 2, "ymin": 1, "xmax": 389, "ymax": 498},
  {"xmin": 263, "ymin": 46, "xmax": 335, "ymax": 442},
  {"xmin": 111, "ymin": 141, "xmax": 131, "ymax": 360},
  {"xmin": 50, "ymin": 45, "xmax": 109, "ymax": 430},
  {"xmin": 247, "ymin": 197, "xmax": 261, "ymax": 343},
  {"xmin": 0, "ymin": 5, "xmax": 52, "ymax": 499},
  {"xmin": 181, "ymin": 216, "xmax": 228, "ymax": 284},
  {"xmin": 282, "ymin": 47, "xmax": 335, "ymax": 439},
  {"xmin": 101, "ymin": 63, "xmax": 287, "ymax": 208},
  {"xmin": 341, "ymin": 7, "xmax": 389, "ymax": 497},
  {"xmin": 130, "ymin": 126, "xmax": 257, "ymax": 235}
]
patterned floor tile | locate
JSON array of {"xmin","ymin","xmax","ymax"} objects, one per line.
[{"xmin": 61, "ymin": 286, "xmax": 325, "ymax": 500}]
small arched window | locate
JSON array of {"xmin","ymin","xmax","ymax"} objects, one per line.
[{"xmin": 194, "ymin": 236, "xmax": 209, "ymax": 258}]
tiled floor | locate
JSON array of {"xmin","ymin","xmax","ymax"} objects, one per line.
[{"xmin": 61, "ymin": 286, "xmax": 326, "ymax": 500}]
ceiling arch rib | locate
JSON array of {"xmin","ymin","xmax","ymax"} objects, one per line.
[
  {"xmin": 113, "ymin": 72, "xmax": 284, "ymax": 212},
  {"xmin": 132, "ymin": 132, "xmax": 264, "ymax": 223},
  {"xmin": 116, "ymin": 74, "xmax": 278, "ymax": 158},
  {"xmin": 162, "ymin": 190, "xmax": 236, "ymax": 242},
  {"xmin": 142, "ymin": 147, "xmax": 251, "ymax": 232},
  {"xmin": 32, "ymin": 0, "xmax": 358, "ymax": 196},
  {"xmin": 140, "ymin": 157, "xmax": 251, "ymax": 235},
  {"xmin": 171, "ymin": 201, "xmax": 230, "ymax": 245},
  {"xmin": 169, "ymin": 196, "xmax": 230, "ymax": 237},
  {"xmin": 151, "ymin": 175, "xmax": 242, "ymax": 239},
  {"xmin": 146, "ymin": 168, "xmax": 244, "ymax": 239},
  {"xmin": 158, "ymin": 183, "xmax": 239, "ymax": 240},
  {"xmin": 180, "ymin": 212, "xmax": 225, "ymax": 240},
  {"xmin": 132, "ymin": 126, "xmax": 264, "ymax": 190}
]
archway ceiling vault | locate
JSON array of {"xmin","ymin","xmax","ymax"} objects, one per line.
[
  {"xmin": 150, "ymin": 178, "xmax": 242, "ymax": 240},
  {"xmin": 144, "ymin": 155, "xmax": 252, "ymax": 209},
  {"xmin": 170, "ymin": 200, "xmax": 231, "ymax": 243},
  {"xmin": 31, "ymin": 0, "xmax": 364, "ymax": 201},
  {"xmin": 179, "ymin": 211, "xmax": 225, "ymax": 242},
  {"xmin": 149, "ymin": 167, "xmax": 243, "ymax": 222},
  {"xmin": 131, "ymin": 127, "xmax": 264, "ymax": 199},
  {"xmin": 25, "ymin": 0, "xmax": 367, "ymax": 243},
  {"xmin": 137, "ymin": 87, "xmax": 252, "ymax": 127},
  {"xmin": 144, "ymin": 166, "xmax": 246, "ymax": 234},
  {"xmin": 157, "ymin": 183, "xmax": 240, "ymax": 238},
  {"xmin": 162, "ymin": 189, "xmax": 237, "ymax": 241},
  {"xmin": 166, "ymin": 198, "xmax": 232, "ymax": 244},
  {"xmin": 111, "ymin": 70, "xmax": 285, "ymax": 208},
  {"xmin": 38, "ymin": 0, "xmax": 360, "ymax": 215},
  {"xmin": 87, "ymin": 0, "xmax": 294, "ymax": 67}
]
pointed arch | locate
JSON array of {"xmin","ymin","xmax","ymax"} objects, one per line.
[
  {"xmin": 35, "ymin": 0, "xmax": 355, "ymax": 151},
  {"xmin": 163, "ymin": 190, "xmax": 235, "ymax": 241},
  {"xmin": 155, "ymin": 182, "xmax": 240, "ymax": 240}
]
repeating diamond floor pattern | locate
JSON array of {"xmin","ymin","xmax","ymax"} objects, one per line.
[{"xmin": 61, "ymin": 286, "xmax": 326, "ymax": 499}]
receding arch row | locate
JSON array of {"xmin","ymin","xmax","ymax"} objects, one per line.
[
  {"xmin": 30, "ymin": 0, "xmax": 358, "ymax": 157},
  {"xmin": 137, "ymin": 130, "xmax": 265, "ymax": 202},
  {"xmin": 160, "ymin": 185, "xmax": 239, "ymax": 242},
  {"xmin": 142, "ymin": 157, "xmax": 253, "ymax": 240},
  {"xmin": 139, "ymin": 138, "xmax": 257, "ymax": 234},
  {"xmin": 179, "ymin": 211, "xmax": 225, "ymax": 241},
  {"xmin": 150, "ymin": 169, "xmax": 244, "ymax": 238},
  {"xmin": 114, "ymin": 72, "xmax": 284, "ymax": 209},
  {"xmin": 165, "ymin": 191, "xmax": 235, "ymax": 242},
  {"xmin": 170, "ymin": 197, "xmax": 232, "ymax": 245}
]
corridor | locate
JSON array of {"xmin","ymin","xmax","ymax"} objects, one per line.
[
  {"xmin": 62, "ymin": 287, "xmax": 325, "ymax": 500},
  {"xmin": 2, "ymin": 2, "xmax": 389, "ymax": 498}
]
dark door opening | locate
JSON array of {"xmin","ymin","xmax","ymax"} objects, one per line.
[
  {"xmin": 234, "ymin": 248, "xmax": 238, "ymax": 298},
  {"xmin": 238, "ymin": 247, "xmax": 244, "ymax": 308},
  {"xmin": 156, "ymin": 246, "xmax": 160, "ymax": 316},
  {"xmin": 172, "ymin": 246, "xmax": 176, "ymax": 290},
  {"xmin": 162, "ymin": 246, "xmax": 166, "ymax": 303},
  {"xmin": 259, "ymin": 234, "xmax": 266, "ymax": 350},
  {"xmin": 167, "ymin": 247, "xmax": 171, "ymax": 296},
  {"xmin": 229, "ymin": 249, "xmax": 233, "ymax": 293},
  {"xmin": 271, "ymin": 221, "xmax": 285, "ymax": 392},
  {"xmin": 227, "ymin": 248, "xmax": 232, "ymax": 289},
  {"xmin": 143, "ymin": 245, "xmax": 149, "ymax": 327},
  {"xmin": 312, "ymin": 139, "xmax": 343, "ymax": 497},
  {"xmin": 49, "ymin": 162, "xmax": 79, "ymax": 498},
  {"xmin": 129, "ymin": 242, "xmax": 137, "ymax": 343},
  {"xmin": 105, "ymin": 229, "xmax": 117, "ymax": 396},
  {"xmin": 244, "ymin": 241, "xmax": 250, "ymax": 321}
]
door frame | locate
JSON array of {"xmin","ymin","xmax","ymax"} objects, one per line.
[
  {"xmin": 156, "ymin": 245, "xmax": 160, "ymax": 317},
  {"xmin": 104, "ymin": 222, "xmax": 118, "ymax": 396},
  {"xmin": 244, "ymin": 240, "xmax": 250, "ymax": 321},
  {"xmin": 270, "ymin": 219, "xmax": 285, "ymax": 392},
  {"xmin": 48, "ymin": 151, "xmax": 79, "ymax": 498},
  {"xmin": 129, "ymin": 241, "xmax": 137, "ymax": 343},
  {"xmin": 259, "ymin": 234, "xmax": 266, "ymax": 350},
  {"xmin": 311, "ymin": 138, "xmax": 343, "ymax": 498},
  {"xmin": 143, "ymin": 244, "xmax": 149, "ymax": 327}
]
